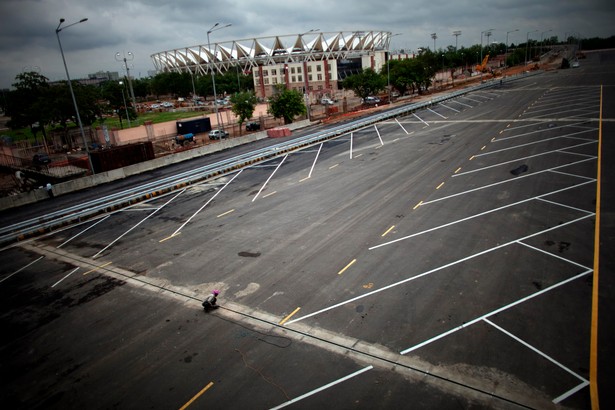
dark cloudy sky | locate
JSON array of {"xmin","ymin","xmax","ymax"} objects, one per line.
[{"xmin": 1, "ymin": 0, "xmax": 613, "ymax": 89}]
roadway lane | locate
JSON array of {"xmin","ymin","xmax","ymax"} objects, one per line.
[{"xmin": 1, "ymin": 53, "xmax": 612, "ymax": 409}]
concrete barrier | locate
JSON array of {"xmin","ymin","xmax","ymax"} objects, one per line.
[{"xmin": 0, "ymin": 119, "xmax": 312, "ymax": 212}]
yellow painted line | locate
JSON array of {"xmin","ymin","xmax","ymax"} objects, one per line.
[
  {"xmin": 263, "ymin": 191, "xmax": 277, "ymax": 198},
  {"xmin": 454, "ymin": 167, "xmax": 462, "ymax": 174},
  {"xmin": 217, "ymin": 209, "xmax": 235, "ymax": 218},
  {"xmin": 480, "ymin": 145, "xmax": 486, "ymax": 150},
  {"xmin": 589, "ymin": 85, "xmax": 603, "ymax": 410},
  {"xmin": 436, "ymin": 182, "xmax": 445, "ymax": 190},
  {"xmin": 83, "ymin": 261, "xmax": 112, "ymax": 276},
  {"xmin": 159, "ymin": 232, "xmax": 180, "ymax": 243},
  {"xmin": 499, "ymin": 130, "xmax": 504, "ymax": 134},
  {"xmin": 279, "ymin": 307, "xmax": 301, "ymax": 325},
  {"xmin": 469, "ymin": 155, "xmax": 475, "ymax": 161},
  {"xmin": 506, "ymin": 124, "xmax": 511, "ymax": 128},
  {"xmin": 381, "ymin": 225, "xmax": 395, "ymax": 237},
  {"xmin": 299, "ymin": 176, "xmax": 310, "ymax": 182},
  {"xmin": 413, "ymin": 200, "xmax": 423, "ymax": 210},
  {"xmin": 329, "ymin": 164, "xmax": 339, "ymax": 169},
  {"xmin": 178, "ymin": 381, "xmax": 214, "ymax": 410},
  {"xmin": 337, "ymin": 259, "xmax": 357, "ymax": 275}
]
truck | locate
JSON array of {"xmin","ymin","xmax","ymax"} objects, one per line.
[{"xmin": 176, "ymin": 117, "xmax": 212, "ymax": 136}]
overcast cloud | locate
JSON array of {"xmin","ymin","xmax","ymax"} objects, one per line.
[{"xmin": 1, "ymin": 0, "xmax": 614, "ymax": 89}]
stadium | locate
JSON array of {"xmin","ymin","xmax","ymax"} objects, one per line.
[{"xmin": 150, "ymin": 30, "xmax": 399, "ymax": 100}]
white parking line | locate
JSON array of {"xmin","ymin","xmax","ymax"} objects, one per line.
[
  {"xmin": 476, "ymin": 132, "xmax": 596, "ymax": 157},
  {"xmin": 453, "ymin": 141, "xmax": 597, "ymax": 177},
  {"xmin": 94, "ymin": 189, "xmax": 187, "ymax": 258},
  {"xmin": 51, "ymin": 267, "xmax": 80, "ymax": 288},
  {"xmin": 427, "ymin": 108, "xmax": 447, "ymax": 119},
  {"xmin": 413, "ymin": 113, "xmax": 429, "ymax": 126},
  {"xmin": 448, "ymin": 99, "xmax": 473, "ymax": 108},
  {"xmin": 0, "ymin": 255, "xmax": 44, "ymax": 285},
  {"xmin": 395, "ymin": 118, "xmax": 411, "ymax": 134},
  {"xmin": 419, "ymin": 157, "xmax": 595, "ymax": 207},
  {"xmin": 57, "ymin": 215, "xmax": 110, "ymax": 248},
  {"xmin": 494, "ymin": 122, "xmax": 594, "ymax": 141},
  {"xmin": 438, "ymin": 103, "xmax": 460, "ymax": 113},
  {"xmin": 400, "ymin": 269, "xmax": 592, "ymax": 355},
  {"xmin": 369, "ymin": 180, "xmax": 594, "ymax": 250},
  {"xmin": 253, "ymin": 155, "xmax": 287, "ymax": 202},
  {"xmin": 307, "ymin": 143, "xmax": 323, "ymax": 178},
  {"xmin": 270, "ymin": 366, "xmax": 373, "ymax": 409},
  {"xmin": 374, "ymin": 125, "xmax": 384, "ymax": 146},
  {"xmin": 483, "ymin": 318, "xmax": 588, "ymax": 384},
  {"xmin": 287, "ymin": 214, "xmax": 593, "ymax": 326}
]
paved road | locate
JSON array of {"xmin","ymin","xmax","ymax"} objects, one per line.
[{"xmin": 1, "ymin": 52, "xmax": 613, "ymax": 409}]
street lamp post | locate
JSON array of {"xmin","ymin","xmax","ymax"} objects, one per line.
[
  {"xmin": 431, "ymin": 33, "xmax": 437, "ymax": 51},
  {"xmin": 115, "ymin": 51, "xmax": 137, "ymax": 108},
  {"xmin": 119, "ymin": 81, "xmax": 131, "ymax": 128},
  {"xmin": 207, "ymin": 22, "xmax": 231, "ymax": 131},
  {"xmin": 525, "ymin": 30, "xmax": 538, "ymax": 66},
  {"xmin": 505, "ymin": 29, "xmax": 519, "ymax": 67},
  {"xmin": 55, "ymin": 17, "xmax": 94, "ymax": 174}
]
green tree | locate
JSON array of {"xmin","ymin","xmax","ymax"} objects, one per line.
[
  {"xmin": 5, "ymin": 71, "xmax": 51, "ymax": 143},
  {"xmin": 229, "ymin": 91, "xmax": 258, "ymax": 132},
  {"xmin": 268, "ymin": 86, "xmax": 306, "ymax": 125},
  {"xmin": 341, "ymin": 68, "xmax": 386, "ymax": 100}
]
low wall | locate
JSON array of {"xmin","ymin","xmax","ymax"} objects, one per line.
[{"xmin": 0, "ymin": 120, "xmax": 311, "ymax": 211}]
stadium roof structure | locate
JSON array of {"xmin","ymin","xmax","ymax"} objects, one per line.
[{"xmin": 151, "ymin": 30, "xmax": 393, "ymax": 75}]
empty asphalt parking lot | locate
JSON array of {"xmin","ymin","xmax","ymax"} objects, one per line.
[{"xmin": 1, "ymin": 51, "xmax": 614, "ymax": 409}]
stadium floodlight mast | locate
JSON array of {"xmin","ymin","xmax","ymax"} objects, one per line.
[
  {"xmin": 207, "ymin": 22, "xmax": 232, "ymax": 131},
  {"xmin": 55, "ymin": 17, "xmax": 94, "ymax": 174},
  {"xmin": 452, "ymin": 30, "xmax": 461, "ymax": 51},
  {"xmin": 431, "ymin": 33, "xmax": 437, "ymax": 50}
]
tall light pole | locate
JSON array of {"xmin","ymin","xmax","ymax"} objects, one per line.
[
  {"xmin": 452, "ymin": 30, "xmax": 461, "ymax": 51},
  {"xmin": 55, "ymin": 17, "xmax": 94, "ymax": 174},
  {"xmin": 300, "ymin": 28, "xmax": 319, "ymax": 119},
  {"xmin": 207, "ymin": 22, "xmax": 231, "ymax": 131},
  {"xmin": 431, "ymin": 33, "xmax": 437, "ymax": 51},
  {"xmin": 119, "ymin": 81, "xmax": 131, "ymax": 128},
  {"xmin": 540, "ymin": 29, "xmax": 552, "ymax": 59},
  {"xmin": 115, "ymin": 51, "xmax": 137, "ymax": 108},
  {"xmin": 387, "ymin": 33, "xmax": 402, "ymax": 104},
  {"xmin": 505, "ymin": 29, "xmax": 519, "ymax": 67},
  {"xmin": 525, "ymin": 30, "xmax": 538, "ymax": 66}
]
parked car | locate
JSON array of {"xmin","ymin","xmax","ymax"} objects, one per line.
[
  {"xmin": 321, "ymin": 97, "xmax": 335, "ymax": 105},
  {"xmin": 246, "ymin": 122, "xmax": 261, "ymax": 131},
  {"xmin": 364, "ymin": 96, "xmax": 381, "ymax": 105},
  {"xmin": 32, "ymin": 153, "xmax": 51, "ymax": 165},
  {"xmin": 209, "ymin": 129, "xmax": 229, "ymax": 140}
]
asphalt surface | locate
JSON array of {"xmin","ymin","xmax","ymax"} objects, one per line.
[{"xmin": 1, "ymin": 51, "xmax": 613, "ymax": 410}]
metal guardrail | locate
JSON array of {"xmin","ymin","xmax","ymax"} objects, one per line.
[{"xmin": 0, "ymin": 72, "xmax": 539, "ymax": 246}]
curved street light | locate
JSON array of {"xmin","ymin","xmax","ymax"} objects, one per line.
[
  {"xmin": 55, "ymin": 17, "xmax": 94, "ymax": 174},
  {"xmin": 207, "ymin": 22, "xmax": 232, "ymax": 131},
  {"xmin": 540, "ymin": 29, "xmax": 553, "ymax": 58}
]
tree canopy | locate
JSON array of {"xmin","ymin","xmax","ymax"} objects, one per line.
[{"xmin": 267, "ymin": 86, "xmax": 306, "ymax": 124}]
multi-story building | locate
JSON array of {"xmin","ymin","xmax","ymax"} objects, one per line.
[{"xmin": 151, "ymin": 31, "xmax": 393, "ymax": 101}]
